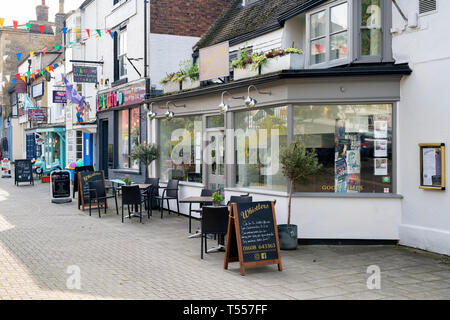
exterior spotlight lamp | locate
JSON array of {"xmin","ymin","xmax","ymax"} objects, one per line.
[
  {"xmin": 219, "ymin": 91, "xmax": 245, "ymax": 114},
  {"xmin": 245, "ymin": 85, "xmax": 271, "ymax": 109},
  {"xmin": 146, "ymin": 102, "xmax": 157, "ymax": 120},
  {"xmin": 162, "ymin": 101, "xmax": 185, "ymax": 120}
]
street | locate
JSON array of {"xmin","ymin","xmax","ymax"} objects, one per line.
[{"xmin": 0, "ymin": 177, "xmax": 449, "ymax": 300}]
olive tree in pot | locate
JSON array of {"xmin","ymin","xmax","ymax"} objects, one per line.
[
  {"xmin": 129, "ymin": 142, "xmax": 160, "ymax": 179},
  {"xmin": 279, "ymin": 138, "xmax": 322, "ymax": 250}
]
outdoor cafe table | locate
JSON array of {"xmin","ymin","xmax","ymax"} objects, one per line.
[
  {"xmin": 180, "ymin": 197, "xmax": 213, "ymax": 235},
  {"xmin": 115, "ymin": 184, "xmax": 152, "ymax": 217}
]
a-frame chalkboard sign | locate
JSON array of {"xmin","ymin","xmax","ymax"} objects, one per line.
[
  {"xmin": 224, "ymin": 201, "xmax": 282, "ymax": 276},
  {"xmin": 15, "ymin": 159, "xmax": 34, "ymax": 186},
  {"xmin": 77, "ymin": 171, "xmax": 106, "ymax": 211}
]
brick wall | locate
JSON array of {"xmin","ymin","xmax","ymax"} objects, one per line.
[{"xmin": 150, "ymin": 0, "xmax": 233, "ymax": 37}]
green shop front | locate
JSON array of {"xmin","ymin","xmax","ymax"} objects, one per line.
[{"xmin": 35, "ymin": 126, "xmax": 66, "ymax": 173}]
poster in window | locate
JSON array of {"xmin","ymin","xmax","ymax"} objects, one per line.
[
  {"xmin": 374, "ymin": 121, "xmax": 388, "ymax": 139},
  {"xmin": 420, "ymin": 144, "xmax": 445, "ymax": 190},
  {"xmin": 374, "ymin": 158, "xmax": 388, "ymax": 176},
  {"xmin": 347, "ymin": 174, "xmax": 361, "ymax": 193},
  {"xmin": 335, "ymin": 158, "xmax": 347, "ymax": 193},
  {"xmin": 346, "ymin": 150, "xmax": 361, "ymax": 174},
  {"xmin": 374, "ymin": 140, "xmax": 388, "ymax": 157}
]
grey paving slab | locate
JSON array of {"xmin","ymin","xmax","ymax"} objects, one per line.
[{"xmin": 0, "ymin": 177, "xmax": 449, "ymax": 300}]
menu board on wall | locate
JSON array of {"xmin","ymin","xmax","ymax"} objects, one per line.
[
  {"xmin": 420, "ymin": 144, "xmax": 445, "ymax": 190},
  {"xmin": 224, "ymin": 201, "xmax": 282, "ymax": 276}
]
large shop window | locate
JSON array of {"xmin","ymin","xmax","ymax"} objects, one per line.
[
  {"xmin": 159, "ymin": 116, "xmax": 203, "ymax": 183},
  {"xmin": 309, "ymin": 1, "xmax": 349, "ymax": 66},
  {"xmin": 118, "ymin": 108, "xmax": 140, "ymax": 169},
  {"xmin": 293, "ymin": 104, "xmax": 393, "ymax": 194},
  {"xmin": 234, "ymin": 106, "xmax": 288, "ymax": 192}
]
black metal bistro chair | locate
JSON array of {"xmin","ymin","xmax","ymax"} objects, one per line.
[
  {"xmin": 121, "ymin": 185, "xmax": 149, "ymax": 223},
  {"xmin": 188, "ymin": 189, "xmax": 215, "ymax": 233},
  {"xmin": 200, "ymin": 206, "xmax": 229, "ymax": 259},
  {"xmin": 227, "ymin": 195, "xmax": 253, "ymax": 205},
  {"xmin": 154, "ymin": 179, "xmax": 180, "ymax": 219},
  {"xmin": 142, "ymin": 178, "xmax": 160, "ymax": 216},
  {"xmin": 88, "ymin": 180, "xmax": 119, "ymax": 218}
]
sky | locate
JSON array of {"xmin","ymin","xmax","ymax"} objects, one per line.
[{"xmin": 1, "ymin": 0, "xmax": 85, "ymax": 24}]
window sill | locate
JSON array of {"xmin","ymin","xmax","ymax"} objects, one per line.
[
  {"xmin": 225, "ymin": 187, "xmax": 289, "ymax": 197},
  {"xmin": 292, "ymin": 193, "xmax": 404, "ymax": 199},
  {"xmin": 112, "ymin": 78, "xmax": 128, "ymax": 87},
  {"xmin": 160, "ymin": 181, "xmax": 204, "ymax": 188},
  {"xmin": 111, "ymin": 168, "xmax": 140, "ymax": 175}
]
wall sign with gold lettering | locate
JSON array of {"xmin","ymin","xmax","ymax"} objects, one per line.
[
  {"xmin": 224, "ymin": 201, "xmax": 282, "ymax": 276},
  {"xmin": 420, "ymin": 143, "xmax": 445, "ymax": 191}
]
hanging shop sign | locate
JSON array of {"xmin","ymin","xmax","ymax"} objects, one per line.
[
  {"xmin": 199, "ymin": 41, "xmax": 230, "ymax": 81},
  {"xmin": 73, "ymin": 66, "xmax": 98, "ymax": 83},
  {"xmin": 28, "ymin": 109, "xmax": 47, "ymax": 122},
  {"xmin": 96, "ymin": 82, "xmax": 145, "ymax": 111},
  {"xmin": 420, "ymin": 143, "xmax": 445, "ymax": 191},
  {"xmin": 224, "ymin": 201, "xmax": 282, "ymax": 276},
  {"xmin": 53, "ymin": 90, "xmax": 67, "ymax": 104},
  {"xmin": 32, "ymin": 82, "xmax": 44, "ymax": 98}
]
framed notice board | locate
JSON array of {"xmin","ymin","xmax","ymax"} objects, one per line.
[
  {"xmin": 420, "ymin": 143, "xmax": 445, "ymax": 190},
  {"xmin": 224, "ymin": 201, "xmax": 282, "ymax": 276}
]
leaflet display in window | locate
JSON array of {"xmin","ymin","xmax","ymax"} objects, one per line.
[{"xmin": 420, "ymin": 144, "xmax": 445, "ymax": 190}]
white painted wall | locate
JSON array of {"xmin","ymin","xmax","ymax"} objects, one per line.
[
  {"xmin": 393, "ymin": 0, "xmax": 450, "ymax": 254},
  {"xmin": 230, "ymin": 29, "xmax": 284, "ymax": 53}
]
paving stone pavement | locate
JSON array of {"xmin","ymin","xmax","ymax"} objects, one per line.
[{"xmin": 0, "ymin": 177, "xmax": 449, "ymax": 300}]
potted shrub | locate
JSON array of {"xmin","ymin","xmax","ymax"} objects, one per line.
[
  {"xmin": 232, "ymin": 45, "xmax": 260, "ymax": 80},
  {"xmin": 259, "ymin": 48, "xmax": 304, "ymax": 75},
  {"xmin": 159, "ymin": 72, "xmax": 184, "ymax": 93},
  {"xmin": 129, "ymin": 142, "xmax": 160, "ymax": 179},
  {"xmin": 279, "ymin": 138, "xmax": 322, "ymax": 250},
  {"xmin": 212, "ymin": 191, "xmax": 225, "ymax": 206},
  {"xmin": 180, "ymin": 60, "xmax": 200, "ymax": 90}
]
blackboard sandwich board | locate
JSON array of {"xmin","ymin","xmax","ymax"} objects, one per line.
[
  {"xmin": 224, "ymin": 201, "xmax": 282, "ymax": 276},
  {"xmin": 78, "ymin": 171, "xmax": 106, "ymax": 210},
  {"xmin": 51, "ymin": 171, "xmax": 72, "ymax": 204},
  {"xmin": 15, "ymin": 159, "xmax": 34, "ymax": 186}
]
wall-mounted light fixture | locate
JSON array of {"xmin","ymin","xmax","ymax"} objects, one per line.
[
  {"xmin": 145, "ymin": 102, "xmax": 157, "ymax": 120},
  {"xmin": 219, "ymin": 91, "xmax": 245, "ymax": 114},
  {"xmin": 160, "ymin": 101, "xmax": 186, "ymax": 120},
  {"xmin": 245, "ymin": 85, "xmax": 271, "ymax": 109}
]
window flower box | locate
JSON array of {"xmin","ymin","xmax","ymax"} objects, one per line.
[
  {"xmin": 260, "ymin": 53, "xmax": 305, "ymax": 75},
  {"xmin": 162, "ymin": 81, "xmax": 181, "ymax": 94},
  {"xmin": 233, "ymin": 64, "xmax": 260, "ymax": 81},
  {"xmin": 181, "ymin": 78, "xmax": 200, "ymax": 91}
]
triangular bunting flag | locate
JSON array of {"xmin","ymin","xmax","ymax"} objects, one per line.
[
  {"xmin": 75, "ymin": 28, "xmax": 80, "ymax": 38},
  {"xmin": 62, "ymin": 27, "xmax": 68, "ymax": 34},
  {"xmin": 26, "ymin": 22, "xmax": 31, "ymax": 28},
  {"xmin": 107, "ymin": 30, "xmax": 113, "ymax": 38},
  {"xmin": 31, "ymin": 74, "xmax": 36, "ymax": 80},
  {"xmin": 40, "ymin": 70, "xmax": 45, "ymax": 76},
  {"xmin": 16, "ymin": 74, "xmax": 21, "ymax": 79},
  {"xmin": 12, "ymin": 79, "xmax": 16, "ymax": 85},
  {"xmin": 54, "ymin": 45, "xmax": 61, "ymax": 50},
  {"xmin": 42, "ymin": 48, "xmax": 47, "ymax": 55},
  {"xmin": 69, "ymin": 42, "xmax": 74, "ymax": 47},
  {"xmin": 39, "ymin": 25, "xmax": 44, "ymax": 35},
  {"xmin": 36, "ymin": 69, "xmax": 40, "ymax": 74},
  {"xmin": 45, "ymin": 67, "xmax": 50, "ymax": 72},
  {"xmin": 86, "ymin": 29, "xmax": 90, "ymax": 38},
  {"xmin": 96, "ymin": 29, "xmax": 101, "ymax": 37},
  {"xmin": 13, "ymin": 21, "xmax": 18, "ymax": 32},
  {"xmin": 16, "ymin": 53, "xmax": 22, "ymax": 61},
  {"xmin": 21, "ymin": 76, "xmax": 26, "ymax": 83},
  {"xmin": 29, "ymin": 51, "xmax": 34, "ymax": 58},
  {"xmin": 0, "ymin": 18, "xmax": 4, "ymax": 29},
  {"xmin": 26, "ymin": 72, "xmax": 31, "ymax": 78},
  {"xmin": 49, "ymin": 66, "xmax": 54, "ymax": 72},
  {"xmin": 53, "ymin": 64, "xmax": 58, "ymax": 69}
]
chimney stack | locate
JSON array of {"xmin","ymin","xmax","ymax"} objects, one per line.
[
  {"xmin": 36, "ymin": 0, "xmax": 49, "ymax": 22},
  {"xmin": 55, "ymin": 0, "xmax": 66, "ymax": 34},
  {"xmin": 59, "ymin": 0, "xmax": 64, "ymax": 14}
]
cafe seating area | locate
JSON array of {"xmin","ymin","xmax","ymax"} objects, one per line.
[{"xmin": 74, "ymin": 170, "xmax": 267, "ymax": 260}]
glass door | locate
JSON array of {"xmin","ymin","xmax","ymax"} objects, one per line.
[{"xmin": 206, "ymin": 130, "xmax": 225, "ymax": 191}]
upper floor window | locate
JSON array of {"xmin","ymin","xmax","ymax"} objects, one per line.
[
  {"xmin": 360, "ymin": 0, "xmax": 382, "ymax": 57},
  {"xmin": 308, "ymin": 1, "xmax": 350, "ymax": 67}
]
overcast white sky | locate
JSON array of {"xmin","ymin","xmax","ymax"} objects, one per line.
[{"xmin": 1, "ymin": 0, "xmax": 85, "ymax": 24}]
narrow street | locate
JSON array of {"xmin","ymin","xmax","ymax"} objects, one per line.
[{"xmin": 0, "ymin": 177, "xmax": 449, "ymax": 300}]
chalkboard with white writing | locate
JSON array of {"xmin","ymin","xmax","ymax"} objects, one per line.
[
  {"xmin": 15, "ymin": 159, "xmax": 34, "ymax": 186},
  {"xmin": 224, "ymin": 201, "xmax": 282, "ymax": 276},
  {"xmin": 78, "ymin": 171, "xmax": 104, "ymax": 209}
]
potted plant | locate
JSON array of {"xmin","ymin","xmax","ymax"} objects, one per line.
[
  {"xmin": 259, "ymin": 47, "xmax": 304, "ymax": 75},
  {"xmin": 122, "ymin": 174, "xmax": 131, "ymax": 186},
  {"xmin": 180, "ymin": 60, "xmax": 200, "ymax": 90},
  {"xmin": 279, "ymin": 138, "xmax": 322, "ymax": 250},
  {"xmin": 159, "ymin": 72, "xmax": 184, "ymax": 93},
  {"xmin": 129, "ymin": 142, "xmax": 160, "ymax": 179},
  {"xmin": 211, "ymin": 191, "xmax": 225, "ymax": 206},
  {"xmin": 232, "ymin": 44, "xmax": 260, "ymax": 80}
]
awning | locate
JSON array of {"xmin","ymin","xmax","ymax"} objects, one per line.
[
  {"xmin": 36, "ymin": 127, "xmax": 66, "ymax": 134},
  {"xmin": 72, "ymin": 124, "xmax": 97, "ymax": 134}
]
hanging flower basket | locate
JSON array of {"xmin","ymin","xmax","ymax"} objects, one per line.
[{"xmin": 233, "ymin": 64, "xmax": 260, "ymax": 81}]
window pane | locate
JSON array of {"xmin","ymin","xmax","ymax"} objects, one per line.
[
  {"xmin": 234, "ymin": 106, "xmax": 288, "ymax": 192},
  {"xmin": 361, "ymin": 0, "xmax": 381, "ymax": 27},
  {"xmin": 130, "ymin": 108, "xmax": 140, "ymax": 170},
  {"xmin": 311, "ymin": 38, "xmax": 326, "ymax": 65},
  {"xmin": 330, "ymin": 31, "xmax": 348, "ymax": 60},
  {"xmin": 293, "ymin": 104, "xmax": 393, "ymax": 194},
  {"xmin": 207, "ymin": 115, "xmax": 225, "ymax": 128},
  {"xmin": 361, "ymin": 29, "xmax": 381, "ymax": 56},
  {"xmin": 311, "ymin": 10, "xmax": 326, "ymax": 39},
  {"xmin": 331, "ymin": 3, "xmax": 348, "ymax": 33},
  {"xmin": 159, "ymin": 116, "xmax": 203, "ymax": 183},
  {"xmin": 118, "ymin": 110, "xmax": 129, "ymax": 169}
]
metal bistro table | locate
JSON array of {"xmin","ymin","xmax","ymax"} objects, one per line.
[{"xmin": 180, "ymin": 196, "xmax": 213, "ymax": 236}]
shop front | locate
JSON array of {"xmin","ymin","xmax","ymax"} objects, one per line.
[
  {"xmin": 34, "ymin": 127, "xmax": 66, "ymax": 174},
  {"xmin": 96, "ymin": 80, "xmax": 147, "ymax": 180},
  {"xmin": 147, "ymin": 65, "xmax": 411, "ymax": 240}
]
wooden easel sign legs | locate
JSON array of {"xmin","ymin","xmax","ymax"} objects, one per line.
[{"xmin": 224, "ymin": 201, "xmax": 283, "ymax": 276}]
